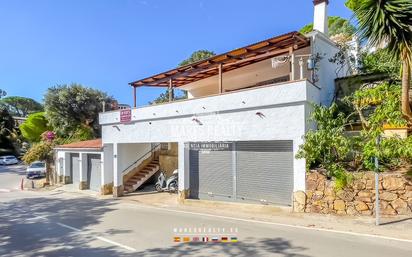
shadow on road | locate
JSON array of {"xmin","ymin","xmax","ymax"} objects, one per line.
[
  {"xmin": 0, "ymin": 195, "xmax": 134, "ymax": 257},
  {"xmin": 132, "ymin": 237, "xmax": 310, "ymax": 257},
  {"xmin": 0, "ymin": 195, "xmax": 311, "ymax": 257}
]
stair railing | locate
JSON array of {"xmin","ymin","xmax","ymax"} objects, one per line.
[{"xmin": 121, "ymin": 143, "xmax": 161, "ymax": 177}]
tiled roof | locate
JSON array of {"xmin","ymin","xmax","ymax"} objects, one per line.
[{"xmin": 57, "ymin": 139, "xmax": 102, "ymax": 149}]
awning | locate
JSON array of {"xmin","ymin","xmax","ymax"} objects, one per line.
[{"xmin": 129, "ymin": 31, "xmax": 309, "ymax": 88}]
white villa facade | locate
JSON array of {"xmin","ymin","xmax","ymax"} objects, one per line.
[{"xmin": 56, "ymin": 0, "xmax": 347, "ymax": 206}]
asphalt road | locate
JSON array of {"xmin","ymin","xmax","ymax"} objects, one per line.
[{"xmin": 0, "ymin": 165, "xmax": 411, "ymax": 257}]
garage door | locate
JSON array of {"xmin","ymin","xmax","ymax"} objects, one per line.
[
  {"xmin": 188, "ymin": 141, "xmax": 294, "ymax": 206},
  {"xmin": 236, "ymin": 141, "xmax": 294, "ymax": 205},
  {"xmin": 70, "ymin": 153, "xmax": 80, "ymax": 188},
  {"xmin": 87, "ymin": 154, "xmax": 101, "ymax": 192},
  {"xmin": 189, "ymin": 146, "xmax": 233, "ymax": 201}
]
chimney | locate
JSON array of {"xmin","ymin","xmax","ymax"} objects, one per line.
[{"xmin": 313, "ymin": 0, "xmax": 329, "ymax": 36}]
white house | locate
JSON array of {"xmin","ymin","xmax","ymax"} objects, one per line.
[
  {"xmin": 57, "ymin": 0, "xmax": 347, "ymax": 206},
  {"xmin": 54, "ymin": 139, "xmax": 113, "ymax": 194}
]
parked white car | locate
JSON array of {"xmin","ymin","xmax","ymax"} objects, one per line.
[
  {"xmin": 0, "ymin": 155, "xmax": 19, "ymax": 165},
  {"xmin": 26, "ymin": 161, "xmax": 46, "ymax": 178}
]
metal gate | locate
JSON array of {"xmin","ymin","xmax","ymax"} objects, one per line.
[
  {"xmin": 189, "ymin": 143, "xmax": 233, "ymax": 201},
  {"xmin": 236, "ymin": 141, "xmax": 294, "ymax": 205},
  {"xmin": 70, "ymin": 153, "xmax": 80, "ymax": 188},
  {"xmin": 87, "ymin": 154, "xmax": 101, "ymax": 192},
  {"xmin": 188, "ymin": 141, "xmax": 294, "ymax": 206}
]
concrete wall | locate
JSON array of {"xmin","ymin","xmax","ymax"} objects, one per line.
[
  {"xmin": 54, "ymin": 149, "xmax": 104, "ymax": 191},
  {"xmin": 103, "ymin": 144, "xmax": 114, "ymax": 186},
  {"xmin": 117, "ymin": 143, "xmax": 151, "ymax": 173},
  {"xmin": 100, "ymin": 80, "xmax": 319, "ymax": 143},
  {"xmin": 159, "ymin": 143, "xmax": 178, "ymax": 177},
  {"xmin": 111, "ymin": 142, "xmax": 152, "ymax": 196},
  {"xmin": 180, "ymin": 47, "xmax": 311, "ymax": 99},
  {"xmin": 309, "ymin": 32, "xmax": 347, "ymax": 105},
  {"xmin": 100, "ymin": 80, "xmax": 320, "ymax": 193}
]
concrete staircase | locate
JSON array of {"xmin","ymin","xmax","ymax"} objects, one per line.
[{"xmin": 123, "ymin": 159, "xmax": 160, "ymax": 194}]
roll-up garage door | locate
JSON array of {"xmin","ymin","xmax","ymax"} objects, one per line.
[
  {"xmin": 87, "ymin": 154, "xmax": 101, "ymax": 192},
  {"xmin": 70, "ymin": 153, "xmax": 80, "ymax": 188},
  {"xmin": 189, "ymin": 142, "xmax": 233, "ymax": 201},
  {"xmin": 188, "ymin": 140, "xmax": 294, "ymax": 206},
  {"xmin": 236, "ymin": 141, "xmax": 294, "ymax": 205}
]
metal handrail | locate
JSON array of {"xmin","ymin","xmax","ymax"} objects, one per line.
[{"xmin": 121, "ymin": 143, "xmax": 161, "ymax": 175}]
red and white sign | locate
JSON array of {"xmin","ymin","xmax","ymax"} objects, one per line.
[{"xmin": 120, "ymin": 109, "xmax": 132, "ymax": 123}]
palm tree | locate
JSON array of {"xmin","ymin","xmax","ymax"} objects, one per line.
[{"xmin": 353, "ymin": 0, "xmax": 412, "ymax": 122}]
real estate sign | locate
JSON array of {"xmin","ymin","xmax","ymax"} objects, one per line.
[{"xmin": 120, "ymin": 109, "xmax": 132, "ymax": 123}]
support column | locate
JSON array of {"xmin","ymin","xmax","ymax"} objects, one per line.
[
  {"xmin": 101, "ymin": 144, "xmax": 114, "ymax": 195},
  {"xmin": 218, "ymin": 63, "xmax": 223, "ymax": 93},
  {"xmin": 289, "ymin": 47, "xmax": 295, "ymax": 81},
  {"xmin": 178, "ymin": 142, "xmax": 190, "ymax": 203},
  {"xmin": 79, "ymin": 153, "xmax": 88, "ymax": 190},
  {"xmin": 133, "ymin": 86, "xmax": 137, "ymax": 108},
  {"xmin": 62, "ymin": 152, "xmax": 71, "ymax": 184},
  {"xmin": 113, "ymin": 143, "xmax": 123, "ymax": 197}
]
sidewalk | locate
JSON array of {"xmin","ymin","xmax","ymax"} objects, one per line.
[
  {"xmin": 54, "ymin": 187, "xmax": 412, "ymax": 242},
  {"xmin": 119, "ymin": 191, "xmax": 412, "ymax": 241}
]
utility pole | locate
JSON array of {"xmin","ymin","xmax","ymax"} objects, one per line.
[{"xmin": 375, "ymin": 135, "xmax": 380, "ymax": 226}]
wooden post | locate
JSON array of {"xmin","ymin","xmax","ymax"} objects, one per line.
[
  {"xmin": 168, "ymin": 78, "xmax": 173, "ymax": 102},
  {"xmin": 133, "ymin": 86, "xmax": 137, "ymax": 108},
  {"xmin": 218, "ymin": 63, "xmax": 223, "ymax": 93}
]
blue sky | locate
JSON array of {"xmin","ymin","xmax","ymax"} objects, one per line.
[{"xmin": 0, "ymin": 0, "xmax": 352, "ymax": 107}]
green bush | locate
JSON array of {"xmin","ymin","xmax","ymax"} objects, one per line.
[
  {"xmin": 298, "ymin": 82, "xmax": 412, "ymax": 184},
  {"xmin": 296, "ymin": 103, "xmax": 352, "ymax": 178}
]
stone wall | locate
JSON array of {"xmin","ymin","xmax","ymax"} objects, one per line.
[{"xmin": 293, "ymin": 171, "xmax": 412, "ymax": 216}]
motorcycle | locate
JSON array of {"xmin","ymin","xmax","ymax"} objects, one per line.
[{"xmin": 155, "ymin": 169, "xmax": 178, "ymax": 193}]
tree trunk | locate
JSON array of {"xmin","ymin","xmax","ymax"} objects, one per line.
[{"xmin": 401, "ymin": 54, "xmax": 412, "ymax": 123}]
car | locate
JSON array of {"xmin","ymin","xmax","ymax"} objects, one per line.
[
  {"xmin": 0, "ymin": 155, "xmax": 19, "ymax": 165},
  {"xmin": 26, "ymin": 161, "xmax": 46, "ymax": 179}
]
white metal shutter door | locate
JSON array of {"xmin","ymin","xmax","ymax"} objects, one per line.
[
  {"xmin": 70, "ymin": 153, "xmax": 80, "ymax": 188},
  {"xmin": 236, "ymin": 141, "xmax": 294, "ymax": 206},
  {"xmin": 189, "ymin": 145, "xmax": 234, "ymax": 201},
  {"xmin": 87, "ymin": 154, "xmax": 101, "ymax": 191}
]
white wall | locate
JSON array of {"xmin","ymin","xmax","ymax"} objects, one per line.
[
  {"xmin": 112, "ymin": 143, "xmax": 152, "ymax": 188},
  {"xmin": 102, "ymin": 144, "xmax": 113, "ymax": 185},
  {"xmin": 55, "ymin": 151, "xmax": 65, "ymax": 176},
  {"xmin": 117, "ymin": 143, "xmax": 151, "ymax": 173},
  {"xmin": 54, "ymin": 149, "xmax": 103, "ymax": 187},
  {"xmin": 181, "ymin": 47, "xmax": 311, "ymax": 99},
  {"xmin": 101, "ymin": 80, "xmax": 320, "ymax": 192},
  {"xmin": 309, "ymin": 32, "xmax": 346, "ymax": 105}
]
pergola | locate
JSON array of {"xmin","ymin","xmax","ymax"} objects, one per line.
[{"xmin": 129, "ymin": 31, "xmax": 310, "ymax": 107}]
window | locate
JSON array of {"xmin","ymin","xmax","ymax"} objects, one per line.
[{"xmin": 161, "ymin": 143, "xmax": 169, "ymax": 151}]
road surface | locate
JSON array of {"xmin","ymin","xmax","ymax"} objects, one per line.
[{"xmin": 0, "ymin": 165, "xmax": 411, "ymax": 257}]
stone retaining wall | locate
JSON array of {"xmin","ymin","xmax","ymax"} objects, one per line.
[{"xmin": 293, "ymin": 171, "xmax": 412, "ymax": 216}]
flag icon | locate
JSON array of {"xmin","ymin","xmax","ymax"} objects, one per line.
[
  {"xmin": 202, "ymin": 237, "xmax": 209, "ymax": 242},
  {"xmin": 174, "ymin": 237, "xmax": 181, "ymax": 242},
  {"xmin": 192, "ymin": 237, "xmax": 200, "ymax": 242},
  {"xmin": 221, "ymin": 237, "xmax": 228, "ymax": 242},
  {"xmin": 183, "ymin": 237, "xmax": 190, "ymax": 242},
  {"xmin": 231, "ymin": 237, "xmax": 238, "ymax": 243},
  {"xmin": 212, "ymin": 237, "xmax": 219, "ymax": 242}
]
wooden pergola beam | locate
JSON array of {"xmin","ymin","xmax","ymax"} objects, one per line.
[{"xmin": 129, "ymin": 32, "xmax": 310, "ymax": 88}]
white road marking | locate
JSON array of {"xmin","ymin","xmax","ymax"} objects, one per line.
[
  {"xmin": 53, "ymin": 221, "xmax": 136, "ymax": 252},
  {"xmin": 25, "ymin": 215, "xmax": 48, "ymax": 221},
  {"xmin": 123, "ymin": 202, "xmax": 412, "ymax": 244},
  {"xmin": 5, "ymin": 208, "xmax": 137, "ymax": 253},
  {"xmin": 95, "ymin": 236, "xmax": 137, "ymax": 252},
  {"xmin": 0, "ymin": 189, "xmax": 11, "ymax": 192},
  {"xmin": 55, "ymin": 222, "xmax": 82, "ymax": 232}
]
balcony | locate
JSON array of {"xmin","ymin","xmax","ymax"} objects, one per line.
[{"xmin": 99, "ymin": 80, "xmax": 320, "ymax": 144}]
